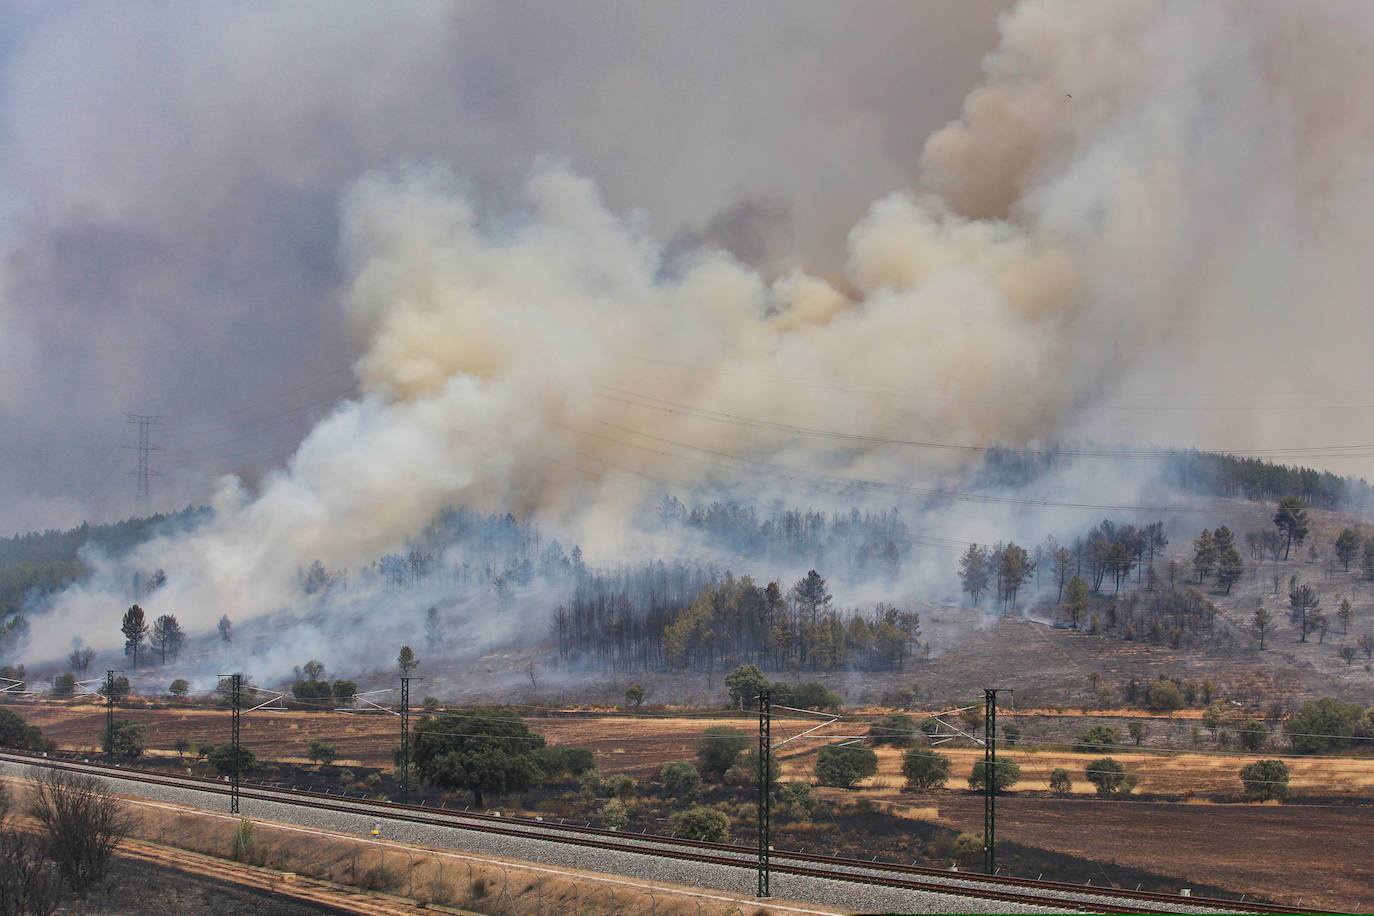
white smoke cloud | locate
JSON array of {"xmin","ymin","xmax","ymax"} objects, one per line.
[{"xmin": 23, "ymin": 0, "xmax": 1374, "ymax": 670}]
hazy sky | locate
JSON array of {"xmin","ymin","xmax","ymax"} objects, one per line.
[{"xmin": 0, "ymin": 1, "xmax": 1006, "ymax": 534}]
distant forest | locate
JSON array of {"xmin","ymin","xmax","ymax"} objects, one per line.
[
  {"xmin": 978, "ymin": 446, "xmax": 1374, "ymax": 509},
  {"xmin": 0, "ymin": 507, "xmax": 208, "ymax": 619}
]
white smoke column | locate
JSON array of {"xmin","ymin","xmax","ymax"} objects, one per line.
[{"xmin": 31, "ymin": 0, "xmax": 1374, "ymax": 661}]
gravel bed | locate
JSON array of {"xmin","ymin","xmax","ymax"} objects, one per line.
[{"xmin": 0, "ymin": 760, "xmax": 1225, "ymax": 914}]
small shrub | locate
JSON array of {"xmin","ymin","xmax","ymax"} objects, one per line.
[
  {"xmin": 230, "ymin": 819, "xmax": 254, "ymax": 861},
  {"xmin": 954, "ymin": 832, "xmax": 984, "ymax": 865},
  {"xmin": 779, "ymin": 781, "xmax": 816, "ymax": 820},
  {"xmin": 669, "ymin": 806, "xmax": 730, "ymax": 842},
  {"xmin": 1075, "ymin": 724, "xmax": 1121, "ymax": 753},
  {"xmin": 1048, "ymin": 768, "xmax": 1073, "ymax": 795},
  {"xmin": 365, "ymin": 772, "xmax": 381, "ymax": 788},
  {"xmin": 599, "ymin": 798, "xmax": 628, "ymax": 830},
  {"xmin": 868, "ymin": 713, "xmax": 917, "ymax": 747},
  {"xmin": 660, "ymin": 761, "xmax": 702, "ymax": 802}
]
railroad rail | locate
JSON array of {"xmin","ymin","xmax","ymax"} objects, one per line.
[{"xmin": 0, "ymin": 750, "xmax": 1329, "ymax": 914}]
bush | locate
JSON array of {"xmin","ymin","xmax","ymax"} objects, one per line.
[
  {"xmin": 306, "ymin": 739, "xmax": 337, "ymax": 765},
  {"xmin": 599, "ymin": 798, "xmax": 628, "ymax": 830},
  {"xmin": 814, "ymin": 744, "xmax": 878, "ymax": 788},
  {"xmin": 695, "ymin": 726, "xmax": 749, "ymax": 780},
  {"xmin": 869, "ymin": 713, "xmax": 917, "ymax": 747},
  {"xmin": 538, "ymin": 744, "xmax": 596, "ymax": 778},
  {"xmin": 1084, "ymin": 758, "xmax": 1136, "ymax": 796},
  {"xmin": 0, "ymin": 708, "xmax": 44, "ymax": 751},
  {"xmin": 291, "ymin": 679, "xmax": 332, "ymax": 700},
  {"xmin": 669, "ymin": 806, "xmax": 729, "ymax": 842},
  {"xmin": 1239, "ymin": 759, "xmax": 1290, "ymax": 801},
  {"xmin": 206, "ymin": 743, "xmax": 257, "ymax": 777},
  {"xmin": 51, "ymin": 673, "xmax": 77, "ymax": 699},
  {"xmin": 27, "ymin": 769, "xmax": 132, "ymax": 892},
  {"xmin": 331, "ymin": 680, "xmax": 358, "ymax": 703},
  {"xmin": 790, "ymin": 682, "xmax": 843, "ymax": 712},
  {"xmin": 660, "ymin": 761, "xmax": 702, "ymax": 802},
  {"xmin": 1075, "ymin": 724, "xmax": 1121, "ymax": 753},
  {"xmin": 901, "ymin": 747, "xmax": 950, "ymax": 790},
  {"xmin": 779, "ymin": 781, "xmax": 816, "ymax": 820},
  {"xmin": 953, "ymin": 832, "xmax": 984, "ymax": 865},
  {"xmin": 967, "ymin": 758, "xmax": 1021, "ymax": 793},
  {"xmin": 1048, "ymin": 768, "xmax": 1073, "ymax": 795}
]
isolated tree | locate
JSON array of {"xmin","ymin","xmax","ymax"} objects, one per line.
[
  {"xmin": 901, "ymin": 747, "xmax": 951, "ymax": 790},
  {"xmin": 1084, "ymin": 758, "xmax": 1135, "ymax": 797},
  {"xmin": 1048, "ymin": 768, "xmax": 1073, "ymax": 795},
  {"xmin": 1128, "ymin": 720, "xmax": 1150, "ymax": 746},
  {"xmin": 695, "ymin": 726, "xmax": 749, "ymax": 780},
  {"xmin": 1239, "ymin": 759, "xmax": 1290, "ymax": 801},
  {"xmin": 624, "ymin": 684, "xmax": 645, "ymax": 708},
  {"xmin": 724, "ymin": 664, "xmax": 768, "ymax": 710},
  {"xmin": 968, "ymin": 758, "xmax": 1021, "ymax": 793},
  {"xmin": 1216, "ymin": 549, "xmax": 1244, "ymax": 594},
  {"xmin": 397, "ymin": 645, "xmax": 417, "ymax": 674},
  {"xmin": 1336, "ymin": 597, "xmax": 1353, "ymax": 634},
  {"xmin": 67, "ymin": 646, "xmax": 96, "ymax": 676},
  {"xmin": 306, "ymin": 739, "xmax": 337, "ymax": 765},
  {"xmin": 814, "ymin": 744, "xmax": 878, "ymax": 788},
  {"xmin": 424, "ymin": 606, "xmax": 444, "ymax": 652},
  {"xmin": 958, "ymin": 544, "xmax": 990, "ymax": 607},
  {"xmin": 412, "ymin": 708, "xmax": 545, "ymax": 807},
  {"xmin": 216, "ymin": 614, "xmax": 232, "ymax": 645},
  {"xmin": 1335, "ymin": 528, "xmax": 1362, "ymax": 571},
  {"xmin": 109, "ymin": 720, "xmax": 145, "ymax": 758},
  {"xmin": 1192, "ymin": 529, "xmax": 1217, "ymax": 582},
  {"xmin": 1063, "ymin": 576, "xmax": 1090, "ymax": 630},
  {"xmin": 1146, "ymin": 677, "xmax": 1183, "ymax": 713},
  {"xmin": 150, "ymin": 614, "xmax": 184, "ymax": 664},
  {"xmin": 27, "ymin": 769, "xmax": 132, "ymax": 893},
  {"xmin": 996, "ymin": 543, "xmax": 1033, "ymax": 611},
  {"xmin": 168, "ymin": 679, "xmax": 189, "ymax": 698},
  {"xmin": 1051, "ymin": 546, "xmax": 1073, "ymax": 602},
  {"xmin": 1339, "ymin": 646, "xmax": 1357, "ymax": 666},
  {"xmin": 1273, "ymin": 497, "xmax": 1309, "ymax": 560},
  {"xmin": 1288, "ymin": 578, "xmax": 1321, "ymax": 642},
  {"xmin": 1239, "ymin": 719, "xmax": 1266, "ymax": 752},
  {"xmin": 659, "ymin": 761, "xmax": 702, "ymax": 802},
  {"xmin": 302, "ymin": 660, "xmax": 325, "ymax": 681},
  {"xmin": 120, "ymin": 605, "xmax": 148, "ymax": 669},
  {"xmin": 1253, "ymin": 603, "xmax": 1274, "ymax": 650}
]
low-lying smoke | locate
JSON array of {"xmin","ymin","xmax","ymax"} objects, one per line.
[{"xmin": 24, "ymin": 1, "xmax": 1374, "ymax": 676}]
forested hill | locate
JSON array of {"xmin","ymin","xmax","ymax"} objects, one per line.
[
  {"xmin": 0, "ymin": 507, "xmax": 208, "ymax": 617},
  {"xmin": 977, "ymin": 446, "xmax": 1374, "ymax": 510}
]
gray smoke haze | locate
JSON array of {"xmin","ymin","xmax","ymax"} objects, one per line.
[{"xmin": 9, "ymin": 1, "xmax": 1374, "ymax": 674}]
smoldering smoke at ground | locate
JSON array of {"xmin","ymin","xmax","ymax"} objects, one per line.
[{"xmin": 18, "ymin": 1, "xmax": 1374, "ymax": 675}]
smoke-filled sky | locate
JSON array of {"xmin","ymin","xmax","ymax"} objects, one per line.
[
  {"xmin": 0, "ymin": 0, "xmax": 1009, "ymax": 533},
  {"xmin": 5, "ymin": 0, "xmax": 1374, "ymax": 564}
]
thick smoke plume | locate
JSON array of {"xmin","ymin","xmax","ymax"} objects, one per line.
[{"xmin": 24, "ymin": 1, "xmax": 1374, "ymax": 671}]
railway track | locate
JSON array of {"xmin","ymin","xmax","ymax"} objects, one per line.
[{"xmin": 0, "ymin": 750, "xmax": 1326, "ymax": 914}]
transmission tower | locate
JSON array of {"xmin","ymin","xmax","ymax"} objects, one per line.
[{"xmin": 123, "ymin": 413, "xmax": 163, "ymax": 507}]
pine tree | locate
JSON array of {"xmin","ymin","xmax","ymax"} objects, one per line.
[
  {"xmin": 150, "ymin": 614, "xmax": 185, "ymax": 664},
  {"xmin": 958, "ymin": 544, "xmax": 990, "ymax": 607},
  {"xmin": 121, "ymin": 605, "xmax": 149, "ymax": 669},
  {"xmin": 1192, "ymin": 529, "xmax": 1217, "ymax": 583}
]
